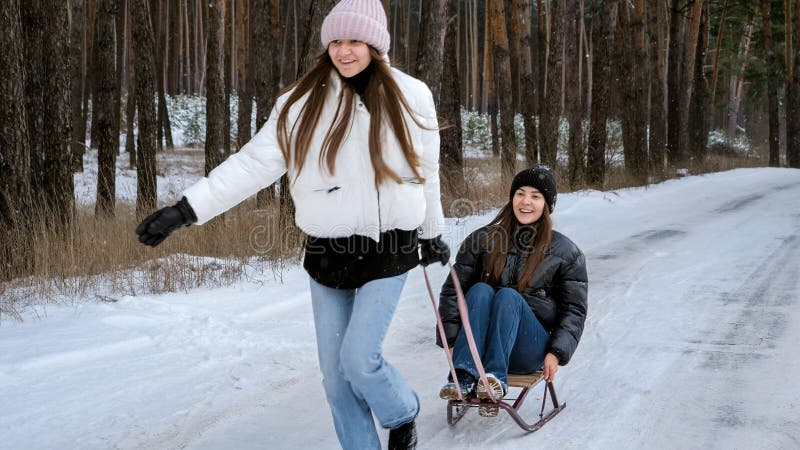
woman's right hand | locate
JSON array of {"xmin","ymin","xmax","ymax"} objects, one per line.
[
  {"xmin": 542, "ymin": 353, "xmax": 559, "ymax": 382},
  {"xmin": 135, "ymin": 197, "xmax": 197, "ymax": 247},
  {"xmin": 419, "ymin": 235, "xmax": 450, "ymax": 266}
]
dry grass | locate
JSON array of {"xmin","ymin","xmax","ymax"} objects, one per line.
[
  {"xmin": 0, "ymin": 198, "xmax": 304, "ymax": 321},
  {"xmin": 0, "ymin": 151, "xmax": 767, "ymax": 321}
]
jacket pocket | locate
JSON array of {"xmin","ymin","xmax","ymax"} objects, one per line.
[
  {"xmin": 401, "ymin": 176, "xmax": 423, "ymax": 184},
  {"xmin": 525, "ymin": 288, "xmax": 559, "ymax": 330}
]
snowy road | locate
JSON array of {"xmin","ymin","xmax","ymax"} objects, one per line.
[{"xmin": 1, "ymin": 168, "xmax": 799, "ymax": 449}]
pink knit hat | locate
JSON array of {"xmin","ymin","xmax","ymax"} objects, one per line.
[{"xmin": 320, "ymin": 0, "xmax": 391, "ymax": 55}]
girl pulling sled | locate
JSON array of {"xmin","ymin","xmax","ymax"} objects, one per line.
[{"xmin": 137, "ymin": 0, "xmax": 449, "ymax": 448}]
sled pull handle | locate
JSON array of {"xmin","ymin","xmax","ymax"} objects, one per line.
[
  {"xmin": 423, "ymin": 267, "xmax": 465, "ymax": 401},
  {"xmin": 423, "ymin": 263, "xmax": 497, "ymax": 403}
]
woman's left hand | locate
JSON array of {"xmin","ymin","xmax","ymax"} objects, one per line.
[{"xmin": 542, "ymin": 353, "xmax": 559, "ymax": 382}]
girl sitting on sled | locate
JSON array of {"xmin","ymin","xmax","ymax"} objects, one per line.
[{"xmin": 436, "ymin": 165, "xmax": 588, "ymax": 416}]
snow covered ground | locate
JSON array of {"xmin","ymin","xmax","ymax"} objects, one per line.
[
  {"xmin": 2, "ymin": 168, "xmax": 800, "ymax": 449},
  {"xmin": 73, "ymin": 147, "xmax": 203, "ymax": 207}
]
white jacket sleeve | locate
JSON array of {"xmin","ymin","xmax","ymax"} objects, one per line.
[
  {"xmin": 182, "ymin": 105, "xmax": 287, "ymax": 224},
  {"xmin": 418, "ymin": 87, "xmax": 446, "ymax": 239}
]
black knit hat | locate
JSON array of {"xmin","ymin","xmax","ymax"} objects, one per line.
[{"xmin": 509, "ymin": 165, "xmax": 558, "ymax": 212}]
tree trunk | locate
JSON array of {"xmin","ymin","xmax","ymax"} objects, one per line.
[
  {"xmin": 787, "ymin": 0, "xmax": 800, "ymax": 168},
  {"xmin": 70, "ymin": 0, "xmax": 86, "ymax": 172},
  {"xmin": 269, "ymin": 0, "xmax": 281, "ymax": 99},
  {"xmin": 187, "ymin": 0, "xmax": 196, "ymax": 93},
  {"xmin": 126, "ymin": 75, "xmax": 137, "ymax": 168},
  {"xmin": 22, "ymin": 0, "xmax": 46, "ymax": 205},
  {"xmin": 126, "ymin": 0, "xmax": 136, "ymax": 168},
  {"xmin": 82, "ymin": 0, "xmax": 95, "ymax": 154},
  {"xmin": 168, "ymin": 0, "xmax": 181, "ymax": 95},
  {"xmin": 253, "ymin": 0, "xmax": 276, "ymax": 205},
  {"xmin": 536, "ymin": 0, "xmax": 546, "ymax": 132},
  {"xmin": 297, "ymin": 0, "xmax": 336, "ymax": 77},
  {"xmin": 415, "ymin": 0, "xmax": 446, "ymax": 101},
  {"xmin": 471, "ymin": 0, "xmax": 480, "ymax": 110},
  {"xmin": 489, "ymin": 0, "xmax": 518, "ymax": 184},
  {"xmin": 541, "ymin": 0, "xmax": 565, "ymax": 169},
  {"xmin": 761, "ymin": 0, "xmax": 781, "ymax": 167},
  {"xmin": 619, "ymin": 0, "xmax": 649, "ymax": 185},
  {"xmin": 726, "ymin": 23, "xmax": 753, "ymax": 138},
  {"xmin": 154, "ymin": 20, "xmax": 175, "ymax": 151},
  {"xmin": 236, "ymin": 0, "xmax": 252, "ymax": 150},
  {"xmin": 42, "ymin": 0, "xmax": 75, "ymax": 226},
  {"xmin": 114, "ymin": 0, "xmax": 124, "ymax": 158},
  {"xmin": 95, "ymin": 0, "xmax": 118, "ymax": 217},
  {"xmin": 511, "ymin": 0, "xmax": 538, "ymax": 167},
  {"xmin": 481, "ymin": 0, "xmax": 493, "ymax": 113},
  {"xmin": 565, "ymin": 0, "xmax": 583, "ymax": 188},
  {"xmin": 677, "ymin": 0, "xmax": 705, "ymax": 169},
  {"xmin": 587, "ymin": 0, "xmax": 615, "ymax": 188},
  {"xmin": 0, "ymin": 0, "xmax": 33, "ymax": 280},
  {"xmin": 224, "ymin": 0, "xmax": 233, "ymax": 156},
  {"xmin": 688, "ymin": 4, "xmax": 709, "ymax": 166},
  {"xmin": 205, "ymin": 0, "xmax": 226, "ymax": 175},
  {"xmin": 710, "ymin": 0, "xmax": 728, "ymax": 104},
  {"xmin": 132, "ymin": 0, "xmax": 158, "ymax": 216},
  {"xmin": 440, "ymin": 0, "xmax": 466, "ymax": 198},
  {"xmin": 647, "ymin": 0, "xmax": 666, "ymax": 175},
  {"xmin": 666, "ymin": 0, "xmax": 683, "ymax": 167}
]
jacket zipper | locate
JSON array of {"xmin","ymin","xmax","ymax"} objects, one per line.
[
  {"xmin": 377, "ymin": 187, "xmax": 382, "ymax": 241},
  {"xmin": 355, "ymin": 98, "xmax": 382, "ymax": 242}
]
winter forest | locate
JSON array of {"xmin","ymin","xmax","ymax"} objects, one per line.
[{"xmin": 0, "ymin": 0, "xmax": 798, "ymax": 292}]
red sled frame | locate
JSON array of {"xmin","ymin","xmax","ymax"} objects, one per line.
[{"xmin": 446, "ymin": 371, "xmax": 566, "ymax": 432}]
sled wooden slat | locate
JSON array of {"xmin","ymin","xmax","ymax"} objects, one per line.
[{"xmin": 508, "ymin": 371, "xmax": 544, "ymax": 388}]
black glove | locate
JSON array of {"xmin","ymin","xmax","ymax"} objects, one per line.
[
  {"xmin": 435, "ymin": 321, "xmax": 461, "ymax": 348},
  {"xmin": 419, "ymin": 235, "xmax": 450, "ymax": 266},
  {"xmin": 135, "ymin": 197, "xmax": 197, "ymax": 247}
]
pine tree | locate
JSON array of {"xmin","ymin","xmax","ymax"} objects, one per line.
[
  {"xmin": 95, "ymin": 0, "xmax": 119, "ymax": 217},
  {"xmin": 0, "ymin": 0, "xmax": 33, "ymax": 280},
  {"xmin": 541, "ymin": 0, "xmax": 565, "ymax": 169},
  {"xmin": 788, "ymin": 0, "xmax": 800, "ymax": 167},
  {"xmin": 761, "ymin": 0, "xmax": 780, "ymax": 167},
  {"xmin": 439, "ymin": 0, "xmax": 466, "ymax": 198},
  {"xmin": 511, "ymin": 0, "xmax": 538, "ymax": 167},
  {"xmin": 205, "ymin": 0, "xmax": 226, "ymax": 175},
  {"xmin": 132, "ymin": 0, "xmax": 158, "ymax": 216},
  {"xmin": 587, "ymin": 0, "xmax": 614, "ymax": 188},
  {"xmin": 41, "ymin": 0, "xmax": 75, "ymax": 227},
  {"xmin": 489, "ymin": 0, "xmax": 518, "ymax": 184}
]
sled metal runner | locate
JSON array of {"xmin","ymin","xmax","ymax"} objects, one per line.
[
  {"xmin": 446, "ymin": 371, "xmax": 566, "ymax": 431},
  {"xmin": 423, "ymin": 264, "xmax": 566, "ymax": 433}
]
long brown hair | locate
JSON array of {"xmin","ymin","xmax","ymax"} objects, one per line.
[
  {"xmin": 276, "ymin": 47, "xmax": 429, "ymax": 187},
  {"xmin": 481, "ymin": 202, "xmax": 553, "ymax": 293}
]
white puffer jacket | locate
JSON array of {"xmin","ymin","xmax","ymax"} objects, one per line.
[{"xmin": 182, "ymin": 65, "xmax": 445, "ymax": 241}]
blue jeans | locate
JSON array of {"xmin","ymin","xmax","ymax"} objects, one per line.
[
  {"xmin": 309, "ymin": 272, "xmax": 418, "ymax": 450},
  {"xmin": 451, "ymin": 283, "xmax": 550, "ymax": 385}
]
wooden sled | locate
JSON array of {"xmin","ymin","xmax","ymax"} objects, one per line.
[{"xmin": 446, "ymin": 370, "xmax": 566, "ymax": 432}]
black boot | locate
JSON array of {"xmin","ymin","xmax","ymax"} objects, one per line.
[{"xmin": 388, "ymin": 420, "xmax": 417, "ymax": 450}]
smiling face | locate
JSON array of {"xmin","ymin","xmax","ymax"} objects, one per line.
[
  {"xmin": 512, "ymin": 186, "xmax": 546, "ymax": 225},
  {"xmin": 328, "ymin": 39, "xmax": 373, "ymax": 78}
]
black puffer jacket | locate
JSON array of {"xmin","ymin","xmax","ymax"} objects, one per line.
[{"xmin": 437, "ymin": 225, "xmax": 588, "ymax": 365}]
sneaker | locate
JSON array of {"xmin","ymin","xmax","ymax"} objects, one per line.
[
  {"xmin": 438, "ymin": 371, "xmax": 476, "ymax": 400},
  {"xmin": 478, "ymin": 404, "xmax": 500, "ymax": 417},
  {"xmin": 388, "ymin": 420, "xmax": 417, "ymax": 450},
  {"xmin": 439, "ymin": 380, "xmax": 475, "ymax": 400},
  {"xmin": 476, "ymin": 373, "xmax": 507, "ymax": 417}
]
